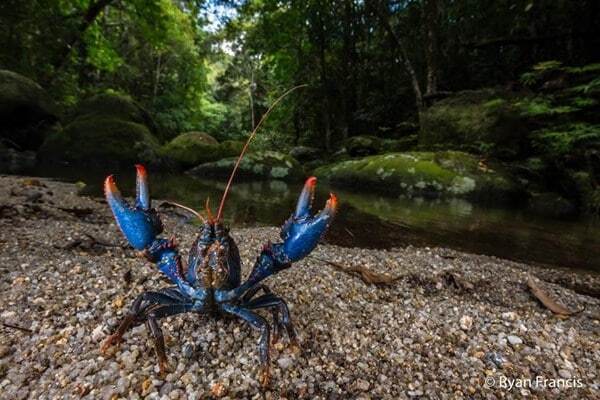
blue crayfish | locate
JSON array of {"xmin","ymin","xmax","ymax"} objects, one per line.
[{"xmin": 100, "ymin": 159, "xmax": 337, "ymax": 386}]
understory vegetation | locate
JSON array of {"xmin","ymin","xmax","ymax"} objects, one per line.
[{"xmin": 1, "ymin": 0, "xmax": 599, "ymax": 214}]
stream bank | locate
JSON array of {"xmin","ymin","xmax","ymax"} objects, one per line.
[{"xmin": 0, "ymin": 175, "xmax": 598, "ymax": 399}]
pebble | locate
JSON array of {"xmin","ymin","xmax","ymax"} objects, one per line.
[
  {"xmin": 91, "ymin": 324, "xmax": 105, "ymax": 342},
  {"xmin": 459, "ymin": 315, "xmax": 473, "ymax": 331},
  {"xmin": 277, "ymin": 356, "xmax": 294, "ymax": 369},
  {"xmin": 355, "ymin": 379, "xmax": 370, "ymax": 391},
  {"xmin": 182, "ymin": 343, "xmax": 194, "ymax": 359},
  {"xmin": 507, "ymin": 335, "xmax": 523, "ymax": 346},
  {"xmin": 558, "ymin": 369, "xmax": 572, "ymax": 379}
]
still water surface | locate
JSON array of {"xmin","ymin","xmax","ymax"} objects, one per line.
[{"xmin": 32, "ymin": 167, "xmax": 600, "ymax": 272}]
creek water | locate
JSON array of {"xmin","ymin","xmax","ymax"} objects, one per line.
[{"xmin": 31, "ymin": 166, "xmax": 600, "ymax": 272}]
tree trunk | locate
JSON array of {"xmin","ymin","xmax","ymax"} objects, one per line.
[
  {"xmin": 342, "ymin": 0, "xmax": 358, "ymax": 140},
  {"xmin": 312, "ymin": 5, "xmax": 333, "ymax": 150},
  {"xmin": 249, "ymin": 68, "xmax": 255, "ymax": 129},
  {"xmin": 377, "ymin": 1, "xmax": 424, "ymax": 111},
  {"xmin": 423, "ymin": 0, "xmax": 439, "ymax": 96}
]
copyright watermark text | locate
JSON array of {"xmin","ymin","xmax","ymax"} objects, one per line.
[{"xmin": 484, "ymin": 375, "xmax": 584, "ymax": 391}]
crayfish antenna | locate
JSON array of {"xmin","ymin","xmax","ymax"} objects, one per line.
[
  {"xmin": 160, "ymin": 201, "xmax": 206, "ymax": 223},
  {"xmin": 215, "ymin": 84, "xmax": 308, "ymax": 222},
  {"xmin": 205, "ymin": 197, "xmax": 214, "ymax": 224}
]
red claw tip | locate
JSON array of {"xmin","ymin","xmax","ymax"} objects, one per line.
[
  {"xmin": 104, "ymin": 175, "xmax": 117, "ymax": 194},
  {"xmin": 306, "ymin": 176, "xmax": 317, "ymax": 187},
  {"xmin": 135, "ymin": 164, "xmax": 147, "ymax": 177},
  {"xmin": 328, "ymin": 193, "xmax": 338, "ymax": 210}
]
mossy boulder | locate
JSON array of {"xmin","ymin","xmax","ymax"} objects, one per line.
[
  {"xmin": 72, "ymin": 93, "xmax": 159, "ymax": 137},
  {"xmin": 315, "ymin": 151, "xmax": 522, "ymax": 203},
  {"xmin": 420, "ymin": 89, "xmax": 528, "ymax": 159},
  {"xmin": 188, "ymin": 150, "xmax": 303, "ymax": 181},
  {"xmin": 527, "ymin": 191, "xmax": 576, "ymax": 218},
  {"xmin": 382, "ymin": 135, "xmax": 418, "ymax": 152},
  {"xmin": 0, "ymin": 143, "xmax": 36, "ymax": 173},
  {"xmin": 161, "ymin": 133, "xmax": 243, "ymax": 168},
  {"xmin": 0, "ymin": 70, "xmax": 58, "ymax": 151},
  {"xmin": 40, "ymin": 118, "xmax": 160, "ymax": 167},
  {"xmin": 345, "ymin": 135, "xmax": 382, "ymax": 157},
  {"xmin": 570, "ymin": 171, "xmax": 600, "ymax": 215},
  {"xmin": 289, "ymin": 146, "xmax": 322, "ymax": 162},
  {"xmin": 40, "ymin": 93, "xmax": 161, "ymax": 167}
]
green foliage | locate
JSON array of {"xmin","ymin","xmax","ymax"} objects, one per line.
[
  {"xmin": 516, "ymin": 97, "xmax": 577, "ymax": 117},
  {"xmin": 519, "ymin": 72, "xmax": 538, "ymax": 87},
  {"xmin": 532, "ymin": 123, "xmax": 600, "ymax": 158},
  {"xmin": 570, "ymin": 77, "xmax": 600, "ymax": 95},
  {"xmin": 84, "ymin": 24, "xmax": 123, "ymax": 73},
  {"xmin": 564, "ymin": 63, "xmax": 600, "ymax": 74},
  {"xmin": 532, "ymin": 60, "xmax": 563, "ymax": 72}
]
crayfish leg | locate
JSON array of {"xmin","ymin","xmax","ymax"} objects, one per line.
[
  {"xmin": 147, "ymin": 314, "xmax": 170, "ymax": 377},
  {"xmin": 259, "ymin": 365, "xmax": 271, "ymax": 388},
  {"xmin": 100, "ymin": 314, "xmax": 136, "ymax": 354}
]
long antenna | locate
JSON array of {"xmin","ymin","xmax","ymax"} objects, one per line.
[
  {"xmin": 215, "ymin": 84, "xmax": 308, "ymax": 222},
  {"xmin": 160, "ymin": 201, "xmax": 206, "ymax": 223}
]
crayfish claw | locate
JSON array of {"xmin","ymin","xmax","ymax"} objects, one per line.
[
  {"xmin": 135, "ymin": 164, "xmax": 150, "ymax": 210},
  {"xmin": 293, "ymin": 176, "xmax": 317, "ymax": 219},
  {"xmin": 105, "ymin": 165, "xmax": 163, "ymax": 250},
  {"xmin": 280, "ymin": 178, "xmax": 338, "ymax": 262}
]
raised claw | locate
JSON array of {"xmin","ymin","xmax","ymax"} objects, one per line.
[
  {"xmin": 280, "ymin": 177, "xmax": 337, "ymax": 262},
  {"xmin": 105, "ymin": 165, "xmax": 163, "ymax": 250}
]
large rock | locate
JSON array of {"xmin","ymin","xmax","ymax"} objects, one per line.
[
  {"xmin": 188, "ymin": 150, "xmax": 303, "ymax": 181},
  {"xmin": 73, "ymin": 93, "xmax": 158, "ymax": 136},
  {"xmin": 315, "ymin": 151, "xmax": 522, "ymax": 203},
  {"xmin": 289, "ymin": 146, "xmax": 322, "ymax": 162},
  {"xmin": 0, "ymin": 70, "xmax": 58, "ymax": 151},
  {"xmin": 345, "ymin": 135, "xmax": 382, "ymax": 157},
  {"xmin": 420, "ymin": 89, "xmax": 527, "ymax": 159},
  {"xmin": 570, "ymin": 171, "xmax": 600, "ymax": 214},
  {"xmin": 39, "ymin": 93, "xmax": 161, "ymax": 167},
  {"xmin": 0, "ymin": 144, "xmax": 36, "ymax": 173},
  {"xmin": 527, "ymin": 191, "xmax": 576, "ymax": 218},
  {"xmin": 161, "ymin": 132, "xmax": 242, "ymax": 168}
]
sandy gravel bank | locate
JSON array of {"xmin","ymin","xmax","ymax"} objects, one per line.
[{"xmin": 0, "ymin": 175, "xmax": 599, "ymax": 399}]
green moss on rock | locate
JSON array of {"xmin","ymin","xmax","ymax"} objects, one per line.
[
  {"xmin": 315, "ymin": 151, "xmax": 522, "ymax": 203},
  {"xmin": 39, "ymin": 92, "xmax": 164, "ymax": 167},
  {"xmin": 420, "ymin": 89, "xmax": 527, "ymax": 159},
  {"xmin": 161, "ymin": 133, "xmax": 243, "ymax": 168},
  {"xmin": 74, "ymin": 93, "xmax": 153, "ymax": 125},
  {"xmin": 40, "ymin": 117, "xmax": 160, "ymax": 166},
  {"xmin": 345, "ymin": 135, "xmax": 382, "ymax": 156},
  {"xmin": 188, "ymin": 150, "xmax": 303, "ymax": 181}
]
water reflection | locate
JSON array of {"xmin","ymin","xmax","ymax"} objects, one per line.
[{"xmin": 31, "ymin": 166, "xmax": 600, "ymax": 271}]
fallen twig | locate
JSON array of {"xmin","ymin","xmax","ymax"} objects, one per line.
[
  {"xmin": 58, "ymin": 233, "xmax": 122, "ymax": 251},
  {"xmin": 527, "ymin": 275, "xmax": 577, "ymax": 316},
  {"xmin": 2, "ymin": 322, "xmax": 32, "ymax": 333},
  {"xmin": 310, "ymin": 256, "xmax": 402, "ymax": 286},
  {"xmin": 57, "ymin": 207, "xmax": 94, "ymax": 218}
]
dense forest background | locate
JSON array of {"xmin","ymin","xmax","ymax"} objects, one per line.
[{"xmin": 1, "ymin": 0, "xmax": 600, "ymax": 215}]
